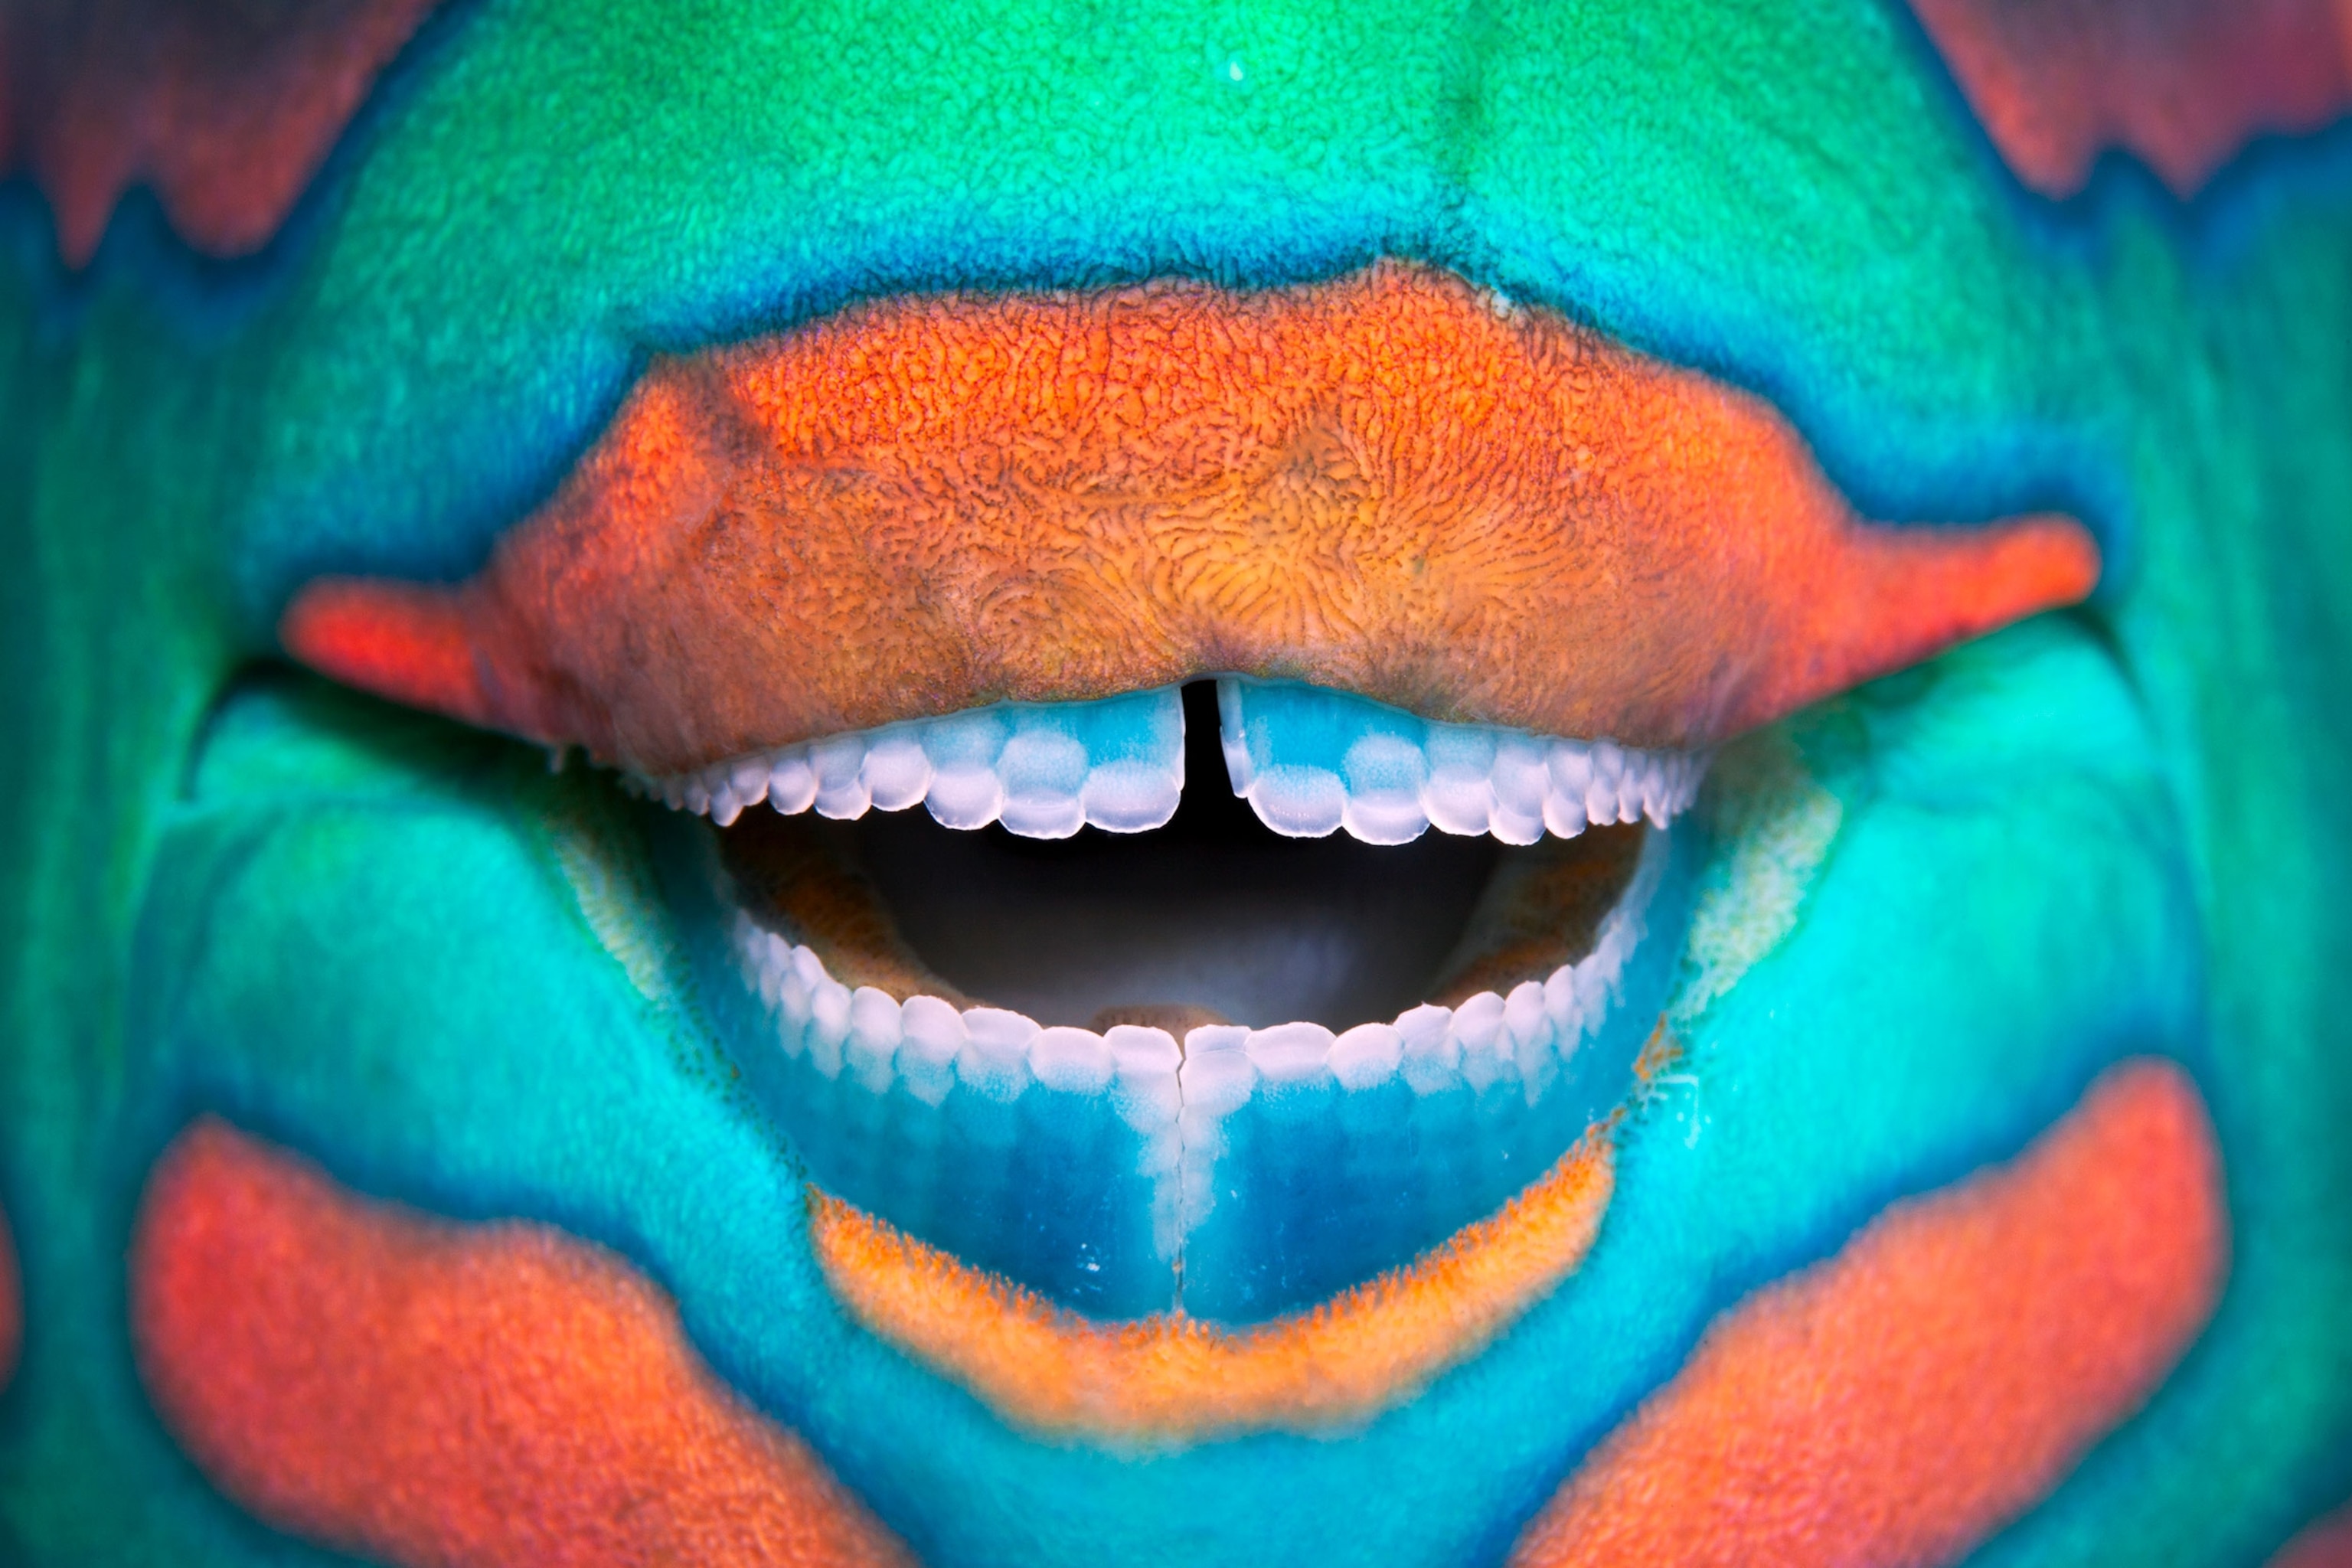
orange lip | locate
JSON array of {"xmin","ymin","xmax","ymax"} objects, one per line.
[{"xmin": 283, "ymin": 260, "xmax": 2098, "ymax": 773}]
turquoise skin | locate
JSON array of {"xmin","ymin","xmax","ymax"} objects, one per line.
[{"xmin": 1, "ymin": 0, "xmax": 2347, "ymax": 1561}]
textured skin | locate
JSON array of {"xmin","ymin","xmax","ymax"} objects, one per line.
[
  {"xmin": 285, "ymin": 260, "xmax": 2096, "ymax": 770},
  {"xmin": 0, "ymin": 0, "xmax": 2347, "ymax": 1563},
  {"xmin": 132, "ymin": 1116, "xmax": 911, "ymax": 1568}
]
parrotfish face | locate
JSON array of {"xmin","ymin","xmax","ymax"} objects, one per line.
[{"xmin": 1, "ymin": 2, "xmax": 2347, "ymax": 1564}]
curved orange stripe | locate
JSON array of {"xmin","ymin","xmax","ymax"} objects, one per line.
[
  {"xmin": 811, "ymin": 1123, "xmax": 1613, "ymax": 1446},
  {"xmin": 0, "ymin": 0, "xmax": 445, "ymax": 264},
  {"xmin": 129, "ymin": 1117, "xmax": 911, "ymax": 1568},
  {"xmin": 1509, "ymin": 1057, "xmax": 2227, "ymax": 1568},
  {"xmin": 285, "ymin": 260, "xmax": 2098, "ymax": 773},
  {"xmin": 1910, "ymin": 0, "xmax": 2352, "ymax": 197}
]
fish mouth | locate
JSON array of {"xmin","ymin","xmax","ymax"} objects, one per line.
[
  {"xmin": 276, "ymin": 255, "xmax": 2096, "ymax": 1325},
  {"xmin": 664, "ymin": 678, "xmax": 1698, "ymax": 1322}
]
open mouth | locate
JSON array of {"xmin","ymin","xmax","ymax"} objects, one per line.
[
  {"xmin": 657, "ymin": 677, "xmax": 1698, "ymax": 1321},
  {"xmin": 278, "ymin": 257, "xmax": 2096, "ymax": 1326}
]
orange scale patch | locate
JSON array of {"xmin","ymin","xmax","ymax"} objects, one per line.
[
  {"xmin": 1510, "ymin": 1057, "xmax": 2228, "ymax": 1567},
  {"xmin": 129, "ymin": 1116, "xmax": 911, "ymax": 1568},
  {"xmin": 286, "ymin": 260, "xmax": 2099, "ymax": 776}
]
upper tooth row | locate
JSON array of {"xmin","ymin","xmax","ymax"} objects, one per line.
[
  {"xmin": 651, "ymin": 687, "xmax": 1185, "ymax": 837},
  {"xmin": 646, "ymin": 681, "xmax": 1702, "ymax": 844},
  {"xmin": 1217, "ymin": 679, "xmax": 1700, "ymax": 844}
]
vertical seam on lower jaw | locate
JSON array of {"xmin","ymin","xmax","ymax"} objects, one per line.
[{"xmin": 730, "ymin": 824, "xmax": 1673, "ymax": 1293}]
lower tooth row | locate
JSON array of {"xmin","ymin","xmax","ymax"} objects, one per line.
[
  {"xmin": 734, "ymin": 828, "xmax": 1659, "ymax": 1115},
  {"xmin": 649, "ymin": 681, "xmax": 1704, "ymax": 845}
]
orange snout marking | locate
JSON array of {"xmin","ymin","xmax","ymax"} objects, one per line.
[
  {"xmin": 286, "ymin": 260, "xmax": 2099, "ymax": 775},
  {"xmin": 128, "ymin": 1117, "xmax": 910, "ymax": 1568},
  {"xmin": 1509, "ymin": 1057, "xmax": 2228, "ymax": 1568}
]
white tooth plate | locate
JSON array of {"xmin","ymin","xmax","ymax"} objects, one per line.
[
  {"xmin": 1218, "ymin": 678, "xmax": 1702, "ymax": 844},
  {"xmin": 647, "ymin": 680, "xmax": 1705, "ymax": 845}
]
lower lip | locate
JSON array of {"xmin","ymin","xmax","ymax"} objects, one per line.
[{"xmin": 658, "ymin": 808, "xmax": 1702, "ymax": 1323}]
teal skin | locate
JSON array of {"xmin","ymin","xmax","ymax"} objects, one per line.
[{"xmin": 2, "ymin": 0, "xmax": 2348, "ymax": 1561}]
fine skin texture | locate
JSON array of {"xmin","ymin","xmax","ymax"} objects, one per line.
[
  {"xmin": 131, "ymin": 1116, "xmax": 913, "ymax": 1568},
  {"xmin": 2, "ymin": 0, "xmax": 2350, "ymax": 1562},
  {"xmin": 286, "ymin": 261, "xmax": 2097, "ymax": 773}
]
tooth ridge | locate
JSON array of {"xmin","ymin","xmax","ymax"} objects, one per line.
[{"xmin": 730, "ymin": 830, "xmax": 1668, "ymax": 1110}]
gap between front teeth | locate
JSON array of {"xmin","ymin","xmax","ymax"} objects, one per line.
[{"xmin": 645, "ymin": 680, "xmax": 1704, "ymax": 844}]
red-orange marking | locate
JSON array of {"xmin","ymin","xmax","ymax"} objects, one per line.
[
  {"xmin": 0, "ymin": 0, "xmax": 444, "ymax": 264},
  {"xmin": 2273, "ymin": 1496, "xmax": 2352, "ymax": 1568},
  {"xmin": 286, "ymin": 260, "xmax": 2098, "ymax": 776},
  {"xmin": 1910, "ymin": 0, "xmax": 2352, "ymax": 197},
  {"xmin": 1509, "ymin": 1057, "xmax": 2227, "ymax": 1567},
  {"xmin": 811, "ymin": 1124, "xmax": 1615, "ymax": 1445},
  {"xmin": 129, "ymin": 1117, "xmax": 911, "ymax": 1568}
]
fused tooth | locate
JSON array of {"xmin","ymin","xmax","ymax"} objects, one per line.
[
  {"xmin": 921, "ymin": 709, "xmax": 1010, "ymax": 830},
  {"xmin": 811, "ymin": 734, "xmax": 871, "ymax": 818},
  {"xmin": 1340, "ymin": 730, "xmax": 1431, "ymax": 845},
  {"xmin": 896, "ymin": 995, "xmax": 965, "ymax": 1106},
  {"xmin": 1244, "ymin": 1021, "xmax": 1335, "ymax": 1084},
  {"xmin": 1451, "ymin": 990, "xmax": 1510, "ymax": 1092},
  {"xmin": 862, "ymin": 730, "xmax": 933, "ymax": 812},
  {"xmin": 766, "ymin": 749, "xmax": 818, "ymax": 815},
  {"xmin": 958, "ymin": 1007, "xmax": 1037, "ymax": 1101},
  {"xmin": 1216, "ymin": 679, "xmax": 1255, "ymax": 794},
  {"xmin": 1082, "ymin": 763, "xmax": 1181, "ymax": 833},
  {"xmin": 844, "ymin": 986, "xmax": 903, "ymax": 1096},
  {"xmin": 1398, "ymin": 1005, "xmax": 1462, "ymax": 1095},
  {"xmin": 1423, "ymin": 723, "xmax": 1498, "ymax": 835},
  {"xmin": 1178, "ymin": 1026, "xmax": 1259, "ymax": 1118},
  {"xmin": 925, "ymin": 763, "xmax": 1006, "ymax": 830},
  {"xmin": 1583, "ymin": 745, "xmax": 1621, "ymax": 825},
  {"xmin": 1106, "ymin": 1024, "xmax": 1183, "ymax": 1133},
  {"xmin": 1504, "ymin": 978, "xmax": 1554, "ymax": 1098},
  {"xmin": 997, "ymin": 726, "xmax": 1090, "ymax": 839},
  {"xmin": 1031, "ymin": 1025, "xmax": 1116, "ymax": 1095},
  {"xmin": 1329, "ymin": 1021, "xmax": 1403, "ymax": 1091},
  {"xmin": 728, "ymin": 755, "xmax": 772, "ymax": 809},
  {"xmin": 1247, "ymin": 765, "xmax": 1347, "ymax": 838},
  {"xmin": 807, "ymin": 975, "xmax": 854, "ymax": 1079}
]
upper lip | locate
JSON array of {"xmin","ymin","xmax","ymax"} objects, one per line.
[{"xmin": 275, "ymin": 258, "xmax": 2099, "ymax": 776}]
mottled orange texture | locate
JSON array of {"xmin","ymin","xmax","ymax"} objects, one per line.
[
  {"xmin": 129, "ymin": 1116, "xmax": 912, "ymax": 1568},
  {"xmin": 810, "ymin": 1125, "xmax": 1613, "ymax": 1445},
  {"xmin": 1911, "ymin": 0, "xmax": 2352, "ymax": 197},
  {"xmin": 1509, "ymin": 1057, "xmax": 2227, "ymax": 1568},
  {"xmin": 285, "ymin": 261, "xmax": 2099, "ymax": 776},
  {"xmin": 0, "ymin": 0, "xmax": 444, "ymax": 264}
]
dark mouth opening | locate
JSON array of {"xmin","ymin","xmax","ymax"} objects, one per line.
[{"xmin": 720, "ymin": 682, "xmax": 1648, "ymax": 1032}]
